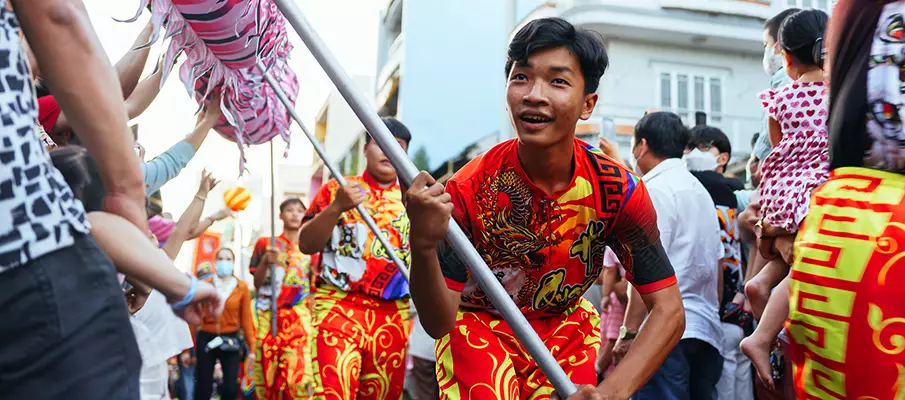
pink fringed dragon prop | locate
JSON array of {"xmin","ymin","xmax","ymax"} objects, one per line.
[{"xmin": 120, "ymin": 0, "xmax": 300, "ymax": 173}]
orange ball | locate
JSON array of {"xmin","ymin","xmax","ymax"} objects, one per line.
[{"xmin": 223, "ymin": 186, "xmax": 251, "ymax": 211}]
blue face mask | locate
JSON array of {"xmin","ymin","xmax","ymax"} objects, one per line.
[{"xmin": 215, "ymin": 260, "xmax": 234, "ymax": 277}]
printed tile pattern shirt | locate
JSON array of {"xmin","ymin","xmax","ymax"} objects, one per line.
[
  {"xmin": 0, "ymin": 8, "xmax": 89, "ymax": 272},
  {"xmin": 304, "ymin": 172, "xmax": 411, "ymax": 300},
  {"xmin": 438, "ymin": 138, "xmax": 677, "ymax": 319}
]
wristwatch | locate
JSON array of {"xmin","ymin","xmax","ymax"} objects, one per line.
[{"xmin": 618, "ymin": 326, "xmax": 638, "ymax": 341}]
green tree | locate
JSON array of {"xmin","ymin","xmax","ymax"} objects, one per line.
[{"xmin": 413, "ymin": 146, "xmax": 431, "ymax": 171}]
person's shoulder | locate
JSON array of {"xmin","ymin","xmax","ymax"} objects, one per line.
[
  {"xmin": 690, "ymin": 170, "xmax": 741, "ymax": 208},
  {"xmin": 575, "ymin": 139, "xmax": 635, "ymax": 179},
  {"xmin": 685, "ymin": 173, "xmax": 717, "ymax": 206},
  {"xmin": 449, "ymin": 139, "xmax": 517, "ymax": 186}
]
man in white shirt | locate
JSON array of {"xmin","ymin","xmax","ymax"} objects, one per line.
[{"xmin": 616, "ymin": 112, "xmax": 724, "ymax": 400}]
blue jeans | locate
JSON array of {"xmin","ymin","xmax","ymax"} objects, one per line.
[
  {"xmin": 176, "ymin": 362, "xmax": 195, "ymax": 400},
  {"xmin": 633, "ymin": 338, "xmax": 723, "ymax": 400}
]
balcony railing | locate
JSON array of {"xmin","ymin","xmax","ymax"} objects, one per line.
[{"xmin": 659, "ymin": 0, "xmax": 775, "ymax": 19}]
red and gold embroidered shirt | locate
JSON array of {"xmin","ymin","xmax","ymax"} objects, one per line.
[
  {"xmin": 249, "ymin": 234, "xmax": 315, "ymax": 312},
  {"xmin": 439, "ymin": 139, "xmax": 677, "ymax": 319},
  {"xmin": 304, "ymin": 171, "xmax": 410, "ymax": 300}
]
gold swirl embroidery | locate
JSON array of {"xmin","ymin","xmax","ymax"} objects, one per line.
[
  {"xmin": 878, "ymin": 223, "xmax": 905, "ymax": 285},
  {"xmin": 868, "ymin": 303, "xmax": 905, "ymax": 355},
  {"xmin": 359, "ymin": 313, "xmax": 408, "ymax": 400},
  {"xmin": 878, "ymin": 237, "xmax": 898, "ymax": 254},
  {"xmin": 461, "ymin": 324, "xmax": 492, "ymax": 350},
  {"xmin": 468, "ymin": 350, "xmax": 520, "ymax": 400},
  {"xmin": 895, "ymin": 363, "xmax": 905, "ymax": 400}
]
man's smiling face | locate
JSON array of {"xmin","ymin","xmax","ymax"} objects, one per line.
[{"xmin": 506, "ymin": 46, "xmax": 597, "ymax": 149}]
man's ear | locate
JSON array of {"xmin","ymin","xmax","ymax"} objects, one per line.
[{"xmin": 580, "ymin": 93, "xmax": 599, "ymax": 120}]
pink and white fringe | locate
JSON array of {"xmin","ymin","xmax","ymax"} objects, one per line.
[{"xmin": 120, "ymin": 0, "xmax": 300, "ymax": 174}]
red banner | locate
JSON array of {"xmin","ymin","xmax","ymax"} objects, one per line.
[{"xmin": 192, "ymin": 231, "xmax": 221, "ymax": 276}]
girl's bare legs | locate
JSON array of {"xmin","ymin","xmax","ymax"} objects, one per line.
[
  {"xmin": 745, "ymin": 259, "xmax": 789, "ymax": 321},
  {"xmin": 740, "ymin": 275, "xmax": 791, "ymax": 390}
]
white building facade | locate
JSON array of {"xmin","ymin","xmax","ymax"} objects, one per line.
[{"xmin": 520, "ymin": 0, "xmax": 834, "ymax": 166}]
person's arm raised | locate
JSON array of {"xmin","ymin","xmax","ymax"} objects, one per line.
[
  {"xmin": 16, "ymin": 0, "xmax": 146, "ymax": 230},
  {"xmin": 123, "ymin": 56, "xmax": 171, "ymax": 120},
  {"xmin": 162, "ymin": 169, "xmax": 218, "ymax": 260},
  {"xmin": 187, "ymin": 208, "xmax": 231, "ymax": 240},
  {"xmin": 116, "ymin": 21, "xmax": 153, "ymax": 99},
  {"xmin": 141, "ymin": 95, "xmax": 220, "ymax": 196},
  {"xmin": 47, "ymin": 20, "xmax": 153, "ymax": 134},
  {"xmin": 185, "ymin": 92, "xmax": 220, "ymax": 151}
]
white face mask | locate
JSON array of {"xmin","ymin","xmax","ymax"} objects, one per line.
[
  {"xmin": 683, "ymin": 148, "xmax": 720, "ymax": 172},
  {"xmin": 630, "ymin": 143, "xmax": 645, "ymax": 176},
  {"xmin": 763, "ymin": 45, "xmax": 783, "ymax": 76}
]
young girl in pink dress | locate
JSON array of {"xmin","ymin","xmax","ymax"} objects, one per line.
[{"xmin": 739, "ymin": 9, "xmax": 831, "ymax": 389}]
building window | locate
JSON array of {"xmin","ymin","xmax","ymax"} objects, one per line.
[
  {"xmin": 785, "ymin": 0, "xmax": 833, "ymax": 13},
  {"xmin": 657, "ymin": 72, "xmax": 723, "ymax": 124},
  {"xmin": 659, "ymin": 73, "xmax": 672, "ymax": 108}
]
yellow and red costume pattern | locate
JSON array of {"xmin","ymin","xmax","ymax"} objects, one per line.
[
  {"xmin": 436, "ymin": 139, "xmax": 677, "ymax": 399},
  {"xmin": 788, "ymin": 167, "xmax": 905, "ymax": 400},
  {"xmin": 310, "ymin": 285, "xmax": 411, "ymax": 400},
  {"xmin": 249, "ymin": 234, "xmax": 316, "ymax": 400},
  {"xmin": 304, "ymin": 172, "xmax": 411, "ymax": 400}
]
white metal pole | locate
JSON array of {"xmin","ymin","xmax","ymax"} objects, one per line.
[
  {"xmin": 257, "ymin": 63, "xmax": 410, "ymax": 281},
  {"xmin": 269, "ymin": 141, "xmax": 278, "ymax": 338}
]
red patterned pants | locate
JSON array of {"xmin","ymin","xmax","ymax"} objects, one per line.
[
  {"xmin": 254, "ymin": 303, "xmax": 313, "ymax": 400},
  {"xmin": 435, "ymin": 297, "xmax": 600, "ymax": 400},
  {"xmin": 310, "ymin": 286, "xmax": 411, "ymax": 400}
]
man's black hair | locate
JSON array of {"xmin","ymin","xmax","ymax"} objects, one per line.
[
  {"xmin": 765, "ymin": 8, "xmax": 801, "ymax": 42},
  {"xmin": 504, "ymin": 17, "xmax": 608, "ymax": 95},
  {"xmin": 364, "ymin": 117, "xmax": 412, "ymax": 147},
  {"xmin": 750, "ymin": 132, "xmax": 760, "ymax": 149},
  {"xmin": 279, "ymin": 197, "xmax": 305, "ymax": 213},
  {"xmin": 634, "ymin": 112, "xmax": 689, "ymax": 160},
  {"xmin": 688, "ymin": 125, "xmax": 732, "ymax": 156}
]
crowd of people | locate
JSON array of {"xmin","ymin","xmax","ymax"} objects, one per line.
[{"xmin": 2, "ymin": 1, "xmax": 903, "ymax": 400}]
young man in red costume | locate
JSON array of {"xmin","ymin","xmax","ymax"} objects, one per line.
[
  {"xmin": 404, "ymin": 18, "xmax": 686, "ymax": 400},
  {"xmin": 300, "ymin": 118, "xmax": 413, "ymax": 400},
  {"xmin": 250, "ymin": 198, "xmax": 316, "ymax": 399}
]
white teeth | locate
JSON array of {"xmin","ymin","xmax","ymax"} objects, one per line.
[{"xmin": 522, "ymin": 115, "xmax": 551, "ymax": 123}]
